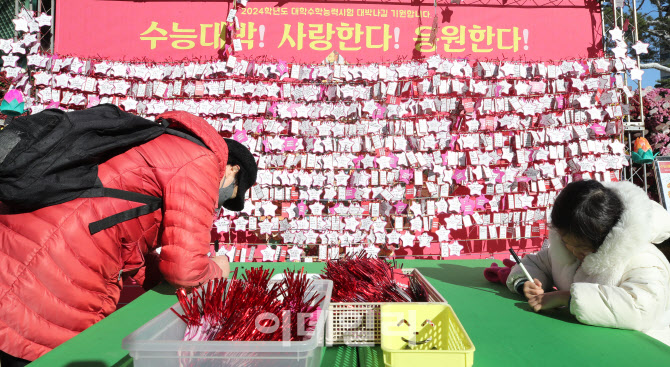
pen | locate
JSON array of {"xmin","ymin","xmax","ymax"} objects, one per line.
[{"xmin": 508, "ymin": 248, "xmax": 534, "ymax": 283}]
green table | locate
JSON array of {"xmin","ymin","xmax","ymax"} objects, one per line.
[{"xmin": 28, "ymin": 260, "xmax": 670, "ymax": 366}]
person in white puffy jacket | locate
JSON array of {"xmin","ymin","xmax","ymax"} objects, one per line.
[{"xmin": 506, "ymin": 179, "xmax": 670, "ymax": 345}]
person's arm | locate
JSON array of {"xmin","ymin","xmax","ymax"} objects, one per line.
[
  {"xmin": 570, "ymin": 258, "xmax": 669, "ymax": 331},
  {"xmin": 506, "ymin": 247, "xmax": 554, "ymax": 295},
  {"xmin": 157, "ymin": 153, "xmax": 224, "ymax": 288}
]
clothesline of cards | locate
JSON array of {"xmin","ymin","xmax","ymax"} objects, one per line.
[{"xmin": 20, "ymin": 55, "xmax": 631, "ymax": 118}]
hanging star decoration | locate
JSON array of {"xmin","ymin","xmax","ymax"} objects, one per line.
[
  {"xmin": 260, "ymin": 245, "xmax": 276, "ymax": 262},
  {"xmin": 287, "ymin": 246, "xmax": 304, "ymax": 262},
  {"xmin": 445, "ymin": 215, "xmax": 460, "ymax": 230},
  {"xmin": 571, "ymin": 78, "xmax": 585, "ymax": 91},
  {"xmin": 361, "ymin": 155, "xmax": 376, "ymax": 169},
  {"xmin": 611, "ymin": 45, "xmax": 628, "ymax": 59},
  {"xmin": 388, "ymin": 153, "xmax": 399, "ymax": 168},
  {"xmin": 577, "ymin": 94, "xmax": 593, "ymax": 108},
  {"xmin": 344, "ymin": 217, "xmax": 360, "ymax": 232},
  {"xmin": 233, "ymin": 216, "xmax": 249, "ymax": 231},
  {"xmin": 295, "ymin": 104, "xmax": 311, "ymax": 118},
  {"xmin": 435, "ymin": 226, "xmax": 451, "ymax": 243},
  {"xmin": 417, "ymin": 232, "xmax": 434, "ymax": 248},
  {"xmin": 334, "ymin": 203, "xmax": 350, "ymax": 216},
  {"xmin": 400, "ymin": 231, "xmax": 416, "ymax": 247},
  {"xmin": 586, "ymin": 108, "xmax": 603, "ymax": 121},
  {"xmin": 609, "ymin": 140, "xmax": 626, "ymax": 155},
  {"xmin": 365, "ymin": 244, "xmax": 381, "ymax": 258},
  {"xmin": 387, "ymin": 230, "xmax": 402, "ymax": 244},
  {"xmin": 10, "ymin": 41, "xmax": 25, "ymax": 54},
  {"xmin": 472, "ymin": 80, "xmax": 488, "ymax": 95},
  {"xmin": 398, "ymin": 169, "xmax": 413, "ymax": 184},
  {"xmin": 35, "ymin": 12, "xmax": 52, "ymax": 27},
  {"xmin": 376, "ymin": 156, "xmax": 393, "ymax": 170},
  {"xmin": 622, "ymin": 56, "xmax": 637, "ymax": 70},
  {"xmin": 394, "ymin": 201, "xmax": 408, "ymax": 214},
  {"xmin": 609, "ymin": 27, "xmax": 623, "ymax": 41},
  {"xmin": 631, "ymin": 41, "xmax": 649, "ymax": 55},
  {"xmin": 453, "ymin": 168, "xmax": 467, "ymax": 184},
  {"xmin": 12, "ymin": 17, "xmax": 29, "ymax": 32},
  {"xmin": 448, "ymin": 241, "xmax": 464, "ymax": 256},
  {"xmin": 475, "ymin": 196, "xmax": 490, "ymax": 210},
  {"xmin": 629, "ymin": 68, "xmax": 644, "ymax": 81},
  {"xmin": 497, "ymin": 80, "xmax": 513, "ymax": 95},
  {"xmin": 121, "ymin": 98, "xmax": 138, "ymax": 111},
  {"xmin": 426, "ymin": 55, "xmax": 443, "ymax": 69},
  {"xmin": 468, "ymin": 182, "xmax": 484, "ymax": 196},
  {"xmin": 262, "ymin": 201, "xmax": 278, "ymax": 216},
  {"xmin": 500, "ymin": 62, "xmax": 516, "ymax": 76},
  {"xmin": 362, "ymin": 99, "xmax": 377, "ymax": 115},
  {"xmin": 279, "ymin": 202, "xmax": 295, "ymax": 219},
  {"xmin": 33, "ymin": 71, "xmax": 52, "ymax": 86},
  {"xmin": 447, "ymin": 197, "xmax": 461, "ymax": 213},
  {"xmin": 258, "ymin": 219, "xmax": 273, "ymax": 234}
]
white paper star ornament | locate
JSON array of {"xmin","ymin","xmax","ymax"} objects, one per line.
[
  {"xmin": 261, "ymin": 246, "xmax": 276, "ymax": 262},
  {"xmin": 35, "ymin": 13, "xmax": 52, "ymax": 27},
  {"xmin": 609, "ymin": 27, "xmax": 623, "ymax": 41},
  {"xmin": 387, "ymin": 230, "xmax": 402, "ymax": 244},
  {"xmin": 400, "ymin": 232, "xmax": 416, "ymax": 247},
  {"xmin": 12, "ymin": 18, "xmax": 29, "ymax": 33},
  {"xmin": 611, "ymin": 46, "xmax": 628, "ymax": 59},
  {"xmin": 417, "ymin": 233, "xmax": 433, "ymax": 248},
  {"xmin": 262, "ymin": 201, "xmax": 278, "ymax": 216},
  {"xmin": 288, "ymin": 246, "xmax": 303, "ymax": 262},
  {"xmin": 629, "ymin": 68, "xmax": 644, "ymax": 81},
  {"xmin": 121, "ymin": 98, "xmax": 138, "ymax": 111},
  {"xmin": 448, "ymin": 241, "xmax": 464, "ymax": 256},
  {"xmin": 497, "ymin": 80, "xmax": 512, "ymax": 94},
  {"xmin": 594, "ymin": 58, "xmax": 610, "ymax": 71},
  {"xmin": 631, "ymin": 41, "xmax": 649, "ymax": 55},
  {"xmin": 435, "ymin": 226, "xmax": 451, "ymax": 242}
]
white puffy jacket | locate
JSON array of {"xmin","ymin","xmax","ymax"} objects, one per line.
[{"xmin": 506, "ymin": 181, "xmax": 670, "ymax": 345}]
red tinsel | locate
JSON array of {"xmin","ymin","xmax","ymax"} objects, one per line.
[
  {"xmin": 171, "ymin": 267, "xmax": 323, "ymax": 342},
  {"xmin": 320, "ymin": 253, "xmax": 428, "ymax": 302}
]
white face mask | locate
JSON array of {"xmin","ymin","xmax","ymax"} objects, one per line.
[{"xmin": 217, "ymin": 177, "xmax": 235, "ymax": 207}]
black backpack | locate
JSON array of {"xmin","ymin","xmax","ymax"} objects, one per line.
[{"xmin": 0, "ymin": 104, "xmax": 206, "ymax": 234}]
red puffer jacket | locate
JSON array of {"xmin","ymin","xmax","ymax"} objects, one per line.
[{"xmin": 0, "ymin": 111, "xmax": 227, "ymax": 361}]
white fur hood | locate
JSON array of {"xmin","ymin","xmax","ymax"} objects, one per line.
[{"xmin": 550, "ymin": 181, "xmax": 670, "ymax": 283}]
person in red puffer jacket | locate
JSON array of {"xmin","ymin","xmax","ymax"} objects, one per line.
[{"xmin": 0, "ymin": 111, "xmax": 257, "ymax": 365}]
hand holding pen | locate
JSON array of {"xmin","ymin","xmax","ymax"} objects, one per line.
[{"xmin": 509, "ymin": 248, "xmax": 543, "ymax": 299}]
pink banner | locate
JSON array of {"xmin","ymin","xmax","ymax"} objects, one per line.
[{"xmin": 55, "ymin": 1, "xmax": 602, "ymax": 63}]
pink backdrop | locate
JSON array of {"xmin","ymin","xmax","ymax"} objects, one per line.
[{"xmin": 55, "ymin": 1, "xmax": 603, "ymax": 63}]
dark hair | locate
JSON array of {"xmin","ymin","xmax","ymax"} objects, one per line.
[
  {"xmin": 226, "ymin": 154, "xmax": 242, "ymax": 168},
  {"xmin": 551, "ymin": 180, "xmax": 623, "ymax": 250}
]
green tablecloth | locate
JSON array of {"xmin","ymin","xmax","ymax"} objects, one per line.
[{"xmin": 27, "ymin": 260, "xmax": 670, "ymax": 366}]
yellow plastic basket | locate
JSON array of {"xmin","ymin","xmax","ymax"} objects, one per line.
[{"xmin": 380, "ymin": 303, "xmax": 475, "ymax": 367}]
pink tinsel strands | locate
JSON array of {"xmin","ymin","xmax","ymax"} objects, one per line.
[
  {"xmin": 320, "ymin": 253, "xmax": 428, "ymax": 302},
  {"xmin": 171, "ymin": 267, "xmax": 323, "ymax": 342}
]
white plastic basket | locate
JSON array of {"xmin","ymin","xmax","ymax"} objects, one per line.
[
  {"xmin": 123, "ymin": 279, "xmax": 333, "ymax": 367},
  {"xmin": 325, "ymin": 268, "xmax": 445, "ymax": 346}
]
